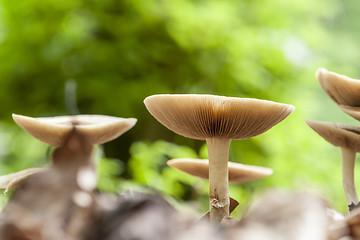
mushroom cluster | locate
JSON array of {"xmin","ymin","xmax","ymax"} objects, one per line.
[
  {"xmin": 307, "ymin": 68, "xmax": 360, "ymax": 212},
  {"xmin": 144, "ymin": 94, "xmax": 294, "ymax": 223},
  {"xmin": 0, "ymin": 94, "xmax": 350, "ymax": 240}
]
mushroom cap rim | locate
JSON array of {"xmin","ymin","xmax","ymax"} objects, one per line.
[
  {"xmin": 12, "ymin": 113, "xmax": 137, "ymax": 146},
  {"xmin": 167, "ymin": 158, "xmax": 274, "ymax": 183},
  {"xmin": 144, "ymin": 94, "xmax": 295, "ymax": 141}
]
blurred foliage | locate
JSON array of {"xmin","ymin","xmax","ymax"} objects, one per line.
[{"xmin": 0, "ymin": 0, "xmax": 359, "ymax": 216}]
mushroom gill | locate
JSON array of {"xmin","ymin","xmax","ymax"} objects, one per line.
[{"xmin": 144, "ymin": 94, "xmax": 294, "ymax": 140}]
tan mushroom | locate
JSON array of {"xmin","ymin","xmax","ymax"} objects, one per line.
[
  {"xmin": 339, "ymin": 105, "xmax": 360, "ymax": 121},
  {"xmin": 144, "ymin": 94, "xmax": 294, "ymax": 222},
  {"xmin": 168, "ymin": 158, "xmax": 272, "ymax": 220},
  {"xmin": 12, "ymin": 114, "xmax": 136, "ymax": 193},
  {"xmin": 0, "ymin": 167, "xmax": 47, "ymax": 194},
  {"xmin": 167, "ymin": 158, "xmax": 273, "ymax": 183},
  {"xmin": 306, "ymin": 120, "xmax": 360, "ymax": 211},
  {"xmin": 12, "ymin": 113, "xmax": 137, "ymax": 146},
  {"xmin": 316, "ymin": 68, "xmax": 360, "ymax": 106}
]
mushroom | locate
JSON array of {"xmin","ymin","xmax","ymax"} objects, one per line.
[
  {"xmin": 339, "ymin": 105, "xmax": 360, "ymax": 121},
  {"xmin": 12, "ymin": 114, "xmax": 137, "ymax": 146},
  {"xmin": 167, "ymin": 158, "xmax": 273, "ymax": 183},
  {"xmin": 316, "ymin": 68, "xmax": 360, "ymax": 106},
  {"xmin": 12, "ymin": 113, "xmax": 137, "ymax": 192},
  {"xmin": 0, "ymin": 167, "xmax": 46, "ymax": 194},
  {"xmin": 144, "ymin": 94, "xmax": 294, "ymax": 222},
  {"xmin": 306, "ymin": 120, "xmax": 360, "ymax": 211},
  {"xmin": 168, "ymin": 158, "xmax": 273, "ymax": 219}
]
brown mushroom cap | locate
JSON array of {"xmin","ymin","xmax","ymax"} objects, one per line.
[
  {"xmin": 12, "ymin": 114, "xmax": 137, "ymax": 146},
  {"xmin": 306, "ymin": 120, "xmax": 360, "ymax": 152},
  {"xmin": 167, "ymin": 158, "xmax": 273, "ymax": 183},
  {"xmin": 0, "ymin": 167, "xmax": 47, "ymax": 193},
  {"xmin": 144, "ymin": 94, "xmax": 294, "ymax": 140},
  {"xmin": 339, "ymin": 105, "xmax": 360, "ymax": 121},
  {"xmin": 316, "ymin": 68, "xmax": 360, "ymax": 106}
]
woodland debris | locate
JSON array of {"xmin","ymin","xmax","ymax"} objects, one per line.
[{"xmin": 231, "ymin": 190, "xmax": 329, "ymax": 240}]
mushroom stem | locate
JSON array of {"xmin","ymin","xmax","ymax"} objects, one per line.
[
  {"xmin": 341, "ymin": 147, "xmax": 359, "ymax": 211},
  {"xmin": 206, "ymin": 138, "xmax": 230, "ymax": 223}
]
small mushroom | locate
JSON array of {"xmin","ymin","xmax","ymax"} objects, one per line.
[
  {"xmin": 168, "ymin": 158, "xmax": 272, "ymax": 220},
  {"xmin": 306, "ymin": 120, "xmax": 360, "ymax": 211},
  {"xmin": 0, "ymin": 168, "xmax": 46, "ymax": 194},
  {"xmin": 316, "ymin": 68, "xmax": 360, "ymax": 106},
  {"xmin": 12, "ymin": 114, "xmax": 137, "ymax": 146},
  {"xmin": 167, "ymin": 158, "xmax": 273, "ymax": 183},
  {"xmin": 339, "ymin": 105, "xmax": 360, "ymax": 121},
  {"xmin": 144, "ymin": 94, "xmax": 294, "ymax": 222}
]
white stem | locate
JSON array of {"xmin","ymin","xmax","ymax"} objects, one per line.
[
  {"xmin": 341, "ymin": 147, "xmax": 359, "ymax": 210},
  {"xmin": 206, "ymin": 138, "xmax": 231, "ymax": 223}
]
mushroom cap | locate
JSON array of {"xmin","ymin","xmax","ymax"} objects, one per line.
[
  {"xmin": 12, "ymin": 114, "xmax": 137, "ymax": 146},
  {"xmin": 0, "ymin": 167, "xmax": 47, "ymax": 193},
  {"xmin": 316, "ymin": 68, "xmax": 360, "ymax": 106},
  {"xmin": 306, "ymin": 120, "xmax": 360, "ymax": 152},
  {"xmin": 167, "ymin": 158, "xmax": 273, "ymax": 183},
  {"xmin": 144, "ymin": 94, "xmax": 294, "ymax": 140},
  {"xmin": 339, "ymin": 105, "xmax": 360, "ymax": 121}
]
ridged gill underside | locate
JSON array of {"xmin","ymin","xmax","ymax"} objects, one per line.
[
  {"xmin": 144, "ymin": 94, "xmax": 294, "ymax": 140},
  {"xmin": 317, "ymin": 68, "xmax": 360, "ymax": 106},
  {"xmin": 167, "ymin": 158, "xmax": 273, "ymax": 183},
  {"xmin": 306, "ymin": 120, "xmax": 360, "ymax": 152},
  {"xmin": 339, "ymin": 105, "xmax": 360, "ymax": 121},
  {"xmin": 12, "ymin": 114, "xmax": 137, "ymax": 146}
]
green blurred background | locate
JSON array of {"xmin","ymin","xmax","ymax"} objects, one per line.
[{"xmin": 0, "ymin": 0, "xmax": 359, "ymax": 215}]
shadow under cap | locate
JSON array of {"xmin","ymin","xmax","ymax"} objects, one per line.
[
  {"xmin": 167, "ymin": 158, "xmax": 273, "ymax": 183},
  {"xmin": 316, "ymin": 68, "xmax": 360, "ymax": 106},
  {"xmin": 306, "ymin": 120, "xmax": 360, "ymax": 152},
  {"xmin": 144, "ymin": 94, "xmax": 295, "ymax": 140},
  {"xmin": 12, "ymin": 114, "xmax": 137, "ymax": 146}
]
